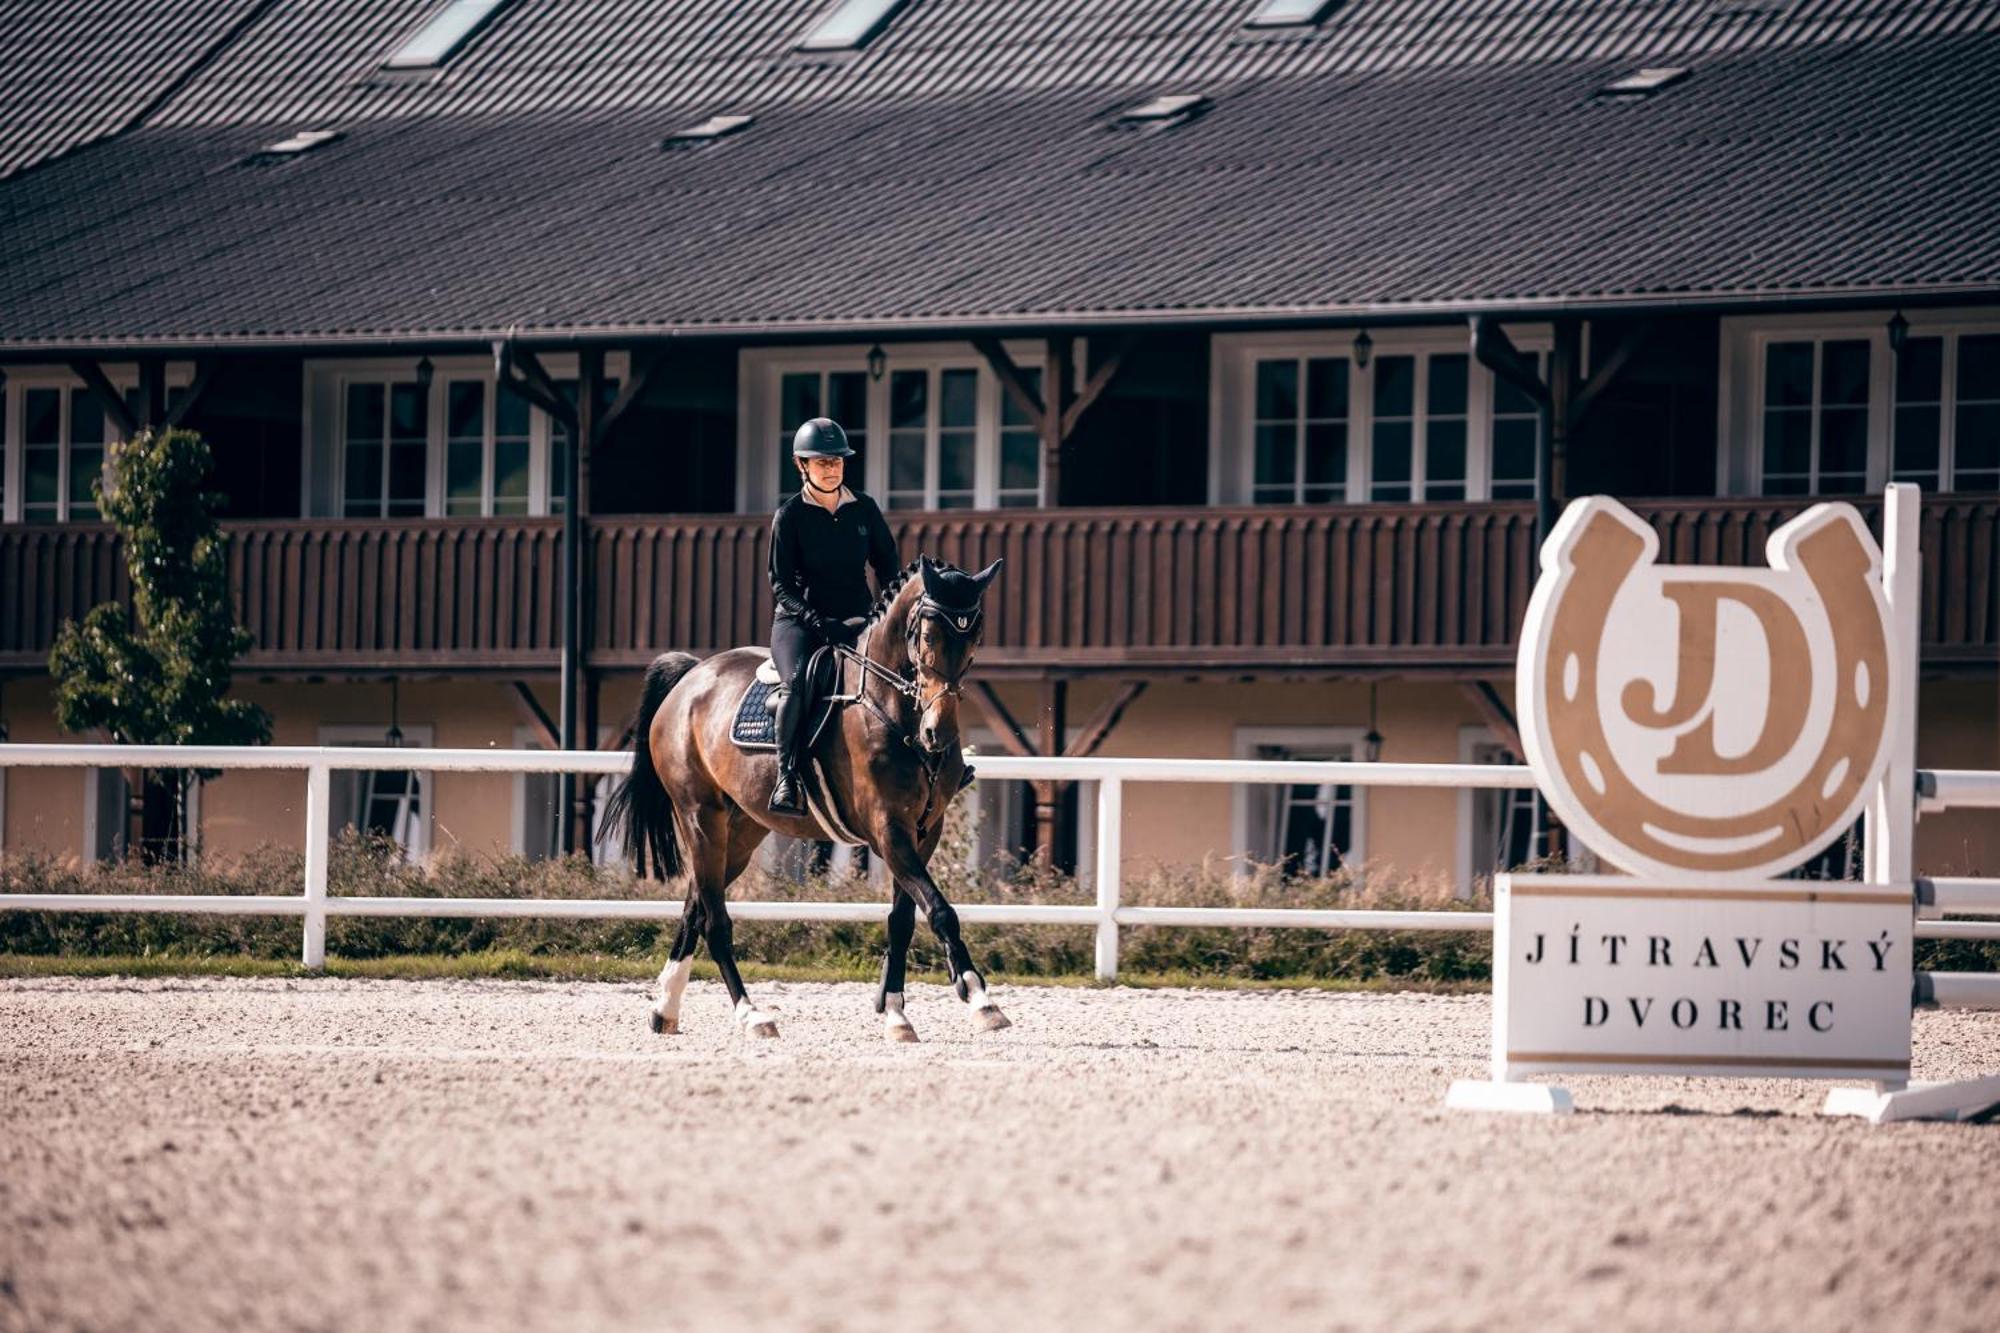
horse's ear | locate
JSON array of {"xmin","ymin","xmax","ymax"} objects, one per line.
[
  {"xmin": 918, "ymin": 554, "xmax": 944, "ymax": 598},
  {"xmin": 972, "ymin": 558, "xmax": 1003, "ymax": 590}
]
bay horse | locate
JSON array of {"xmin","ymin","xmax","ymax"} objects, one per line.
[{"xmin": 603, "ymin": 555, "xmax": 1009, "ymax": 1042}]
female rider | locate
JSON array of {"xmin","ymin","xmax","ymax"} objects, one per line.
[{"xmin": 767, "ymin": 417, "xmax": 899, "ymax": 815}]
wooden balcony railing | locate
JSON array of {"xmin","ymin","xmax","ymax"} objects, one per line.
[{"xmin": 1, "ymin": 497, "xmax": 1993, "ymax": 674}]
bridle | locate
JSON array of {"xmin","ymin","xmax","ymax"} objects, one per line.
[{"xmin": 832, "ymin": 594, "xmax": 983, "ymax": 749}]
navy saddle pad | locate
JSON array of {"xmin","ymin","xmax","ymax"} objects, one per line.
[{"xmin": 730, "ymin": 648, "xmax": 837, "ymax": 751}]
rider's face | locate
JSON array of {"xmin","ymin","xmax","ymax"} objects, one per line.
[{"xmin": 799, "ymin": 456, "xmax": 844, "ymax": 491}]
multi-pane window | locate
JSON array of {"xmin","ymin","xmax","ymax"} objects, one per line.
[
  {"xmin": 1895, "ymin": 333, "xmax": 2000, "ymax": 492},
  {"xmin": 888, "ymin": 366, "xmax": 978, "ymax": 510},
  {"xmin": 1468, "ymin": 740, "xmax": 1542, "ymax": 886},
  {"xmin": 1490, "ymin": 354, "xmax": 1540, "ymax": 499},
  {"xmin": 1372, "ymin": 353, "xmax": 1468, "ymax": 501},
  {"xmin": 1253, "ymin": 742, "xmax": 1356, "ymax": 876},
  {"xmin": 343, "ymin": 380, "xmax": 428, "ymax": 517},
  {"xmin": 997, "ymin": 367, "xmax": 1042, "ymax": 507},
  {"xmin": 1960, "ymin": 335, "xmax": 2000, "ymax": 491},
  {"xmin": 775, "ymin": 370, "xmax": 868, "ymax": 500},
  {"xmin": 1254, "ymin": 357, "xmax": 1348, "ymax": 503},
  {"xmin": 12, "ymin": 380, "xmax": 187, "ymax": 522},
  {"xmin": 22, "ymin": 386, "xmax": 104, "ymax": 521},
  {"xmin": 443, "ymin": 379, "xmax": 532, "ymax": 517},
  {"xmin": 1761, "ymin": 339, "xmax": 1869, "ymax": 495}
]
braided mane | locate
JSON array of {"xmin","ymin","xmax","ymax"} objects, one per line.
[{"xmin": 860, "ymin": 558, "xmax": 929, "ymax": 629}]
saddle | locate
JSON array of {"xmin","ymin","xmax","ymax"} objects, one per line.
[{"xmin": 729, "ymin": 646, "xmax": 839, "ymax": 752}]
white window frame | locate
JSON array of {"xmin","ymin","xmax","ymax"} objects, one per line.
[
  {"xmin": 1717, "ymin": 307, "xmax": 2000, "ymax": 496},
  {"xmin": 737, "ymin": 340, "xmax": 1053, "ymax": 513},
  {"xmin": 1210, "ymin": 328, "xmax": 1554, "ymax": 505},
  {"xmin": 318, "ymin": 723, "xmax": 435, "ymax": 861},
  {"xmin": 1454, "ymin": 726, "xmax": 1540, "ymax": 899},
  {"xmin": 1229, "ymin": 726, "xmax": 1368, "ymax": 874},
  {"xmin": 2, "ymin": 363, "xmax": 194, "ymax": 523},
  {"xmin": 303, "ymin": 353, "xmax": 628, "ymax": 519},
  {"xmin": 510, "ymin": 724, "xmax": 618, "ymax": 865}
]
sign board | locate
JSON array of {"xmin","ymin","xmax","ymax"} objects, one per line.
[
  {"xmin": 1450, "ymin": 494, "xmax": 1917, "ymax": 1114},
  {"xmin": 1491, "ymin": 875, "xmax": 1911, "ymax": 1081}
]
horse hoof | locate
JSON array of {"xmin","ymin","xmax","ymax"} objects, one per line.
[
  {"xmin": 975, "ymin": 1006, "xmax": 1012, "ymax": 1033},
  {"xmin": 650, "ymin": 1010, "xmax": 678, "ymax": 1035},
  {"xmin": 885, "ymin": 1021, "xmax": 921, "ymax": 1044},
  {"xmin": 747, "ymin": 1020, "xmax": 780, "ymax": 1039}
]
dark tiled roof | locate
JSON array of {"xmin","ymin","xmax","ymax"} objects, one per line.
[
  {"xmin": 141, "ymin": 0, "xmax": 2000, "ymax": 126},
  {"xmin": 0, "ymin": 0, "xmax": 267, "ymax": 177},
  {"xmin": 1, "ymin": 33, "xmax": 1995, "ymax": 349}
]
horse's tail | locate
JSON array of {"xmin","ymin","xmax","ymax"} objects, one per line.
[{"xmin": 602, "ymin": 652, "xmax": 700, "ymax": 882}]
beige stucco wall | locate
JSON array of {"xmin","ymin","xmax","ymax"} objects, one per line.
[
  {"xmin": 966, "ymin": 677, "xmax": 1487, "ymax": 885},
  {"xmin": 3, "ymin": 667, "xmax": 1994, "ymax": 881}
]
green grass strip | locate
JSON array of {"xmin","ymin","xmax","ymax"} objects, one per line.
[{"xmin": 0, "ymin": 950, "xmax": 1487, "ymax": 992}]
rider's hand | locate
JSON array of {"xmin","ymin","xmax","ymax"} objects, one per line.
[{"xmin": 824, "ymin": 619, "xmax": 862, "ymax": 649}]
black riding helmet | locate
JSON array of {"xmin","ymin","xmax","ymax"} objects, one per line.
[{"xmin": 792, "ymin": 417, "xmax": 856, "ymax": 459}]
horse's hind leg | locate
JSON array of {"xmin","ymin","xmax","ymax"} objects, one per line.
[
  {"xmin": 876, "ymin": 889, "xmax": 920, "ymax": 1043},
  {"xmin": 690, "ymin": 802, "xmax": 778, "ymax": 1039},
  {"xmin": 649, "ymin": 891, "xmax": 701, "ymax": 1035}
]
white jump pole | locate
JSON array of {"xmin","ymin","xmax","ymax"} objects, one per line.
[
  {"xmin": 1864, "ymin": 482, "xmax": 1920, "ymax": 888},
  {"xmin": 302, "ymin": 760, "xmax": 330, "ymax": 969},
  {"xmin": 1094, "ymin": 777, "xmax": 1123, "ymax": 982}
]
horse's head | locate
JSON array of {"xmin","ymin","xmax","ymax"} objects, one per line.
[{"xmin": 903, "ymin": 555, "xmax": 1002, "ymax": 755}]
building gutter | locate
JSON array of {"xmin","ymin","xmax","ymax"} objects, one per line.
[{"xmin": 0, "ymin": 283, "xmax": 1995, "ymax": 359}]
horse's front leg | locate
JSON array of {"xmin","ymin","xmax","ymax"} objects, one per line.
[
  {"xmin": 876, "ymin": 889, "xmax": 921, "ymax": 1043},
  {"xmin": 882, "ymin": 828, "xmax": 1010, "ymax": 1033}
]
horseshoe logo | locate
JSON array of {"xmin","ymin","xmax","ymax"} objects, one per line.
[{"xmin": 1517, "ymin": 497, "xmax": 1893, "ymax": 882}]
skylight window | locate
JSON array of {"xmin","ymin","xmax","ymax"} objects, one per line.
[
  {"xmin": 1118, "ymin": 94, "xmax": 1211, "ymax": 124},
  {"xmin": 385, "ymin": 0, "xmax": 515, "ymax": 70},
  {"xmin": 662, "ymin": 114, "xmax": 755, "ymax": 148},
  {"xmin": 1245, "ymin": 0, "xmax": 1344, "ymax": 27},
  {"xmin": 259, "ymin": 130, "xmax": 341, "ymax": 155},
  {"xmin": 796, "ymin": 0, "xmax": 912, "ymax": 52},
  {"xmin": 1597, "ymin": 66, "xmax": 1692, "ymax": 98}
]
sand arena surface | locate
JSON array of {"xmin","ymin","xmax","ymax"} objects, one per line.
[{"xmin": 3, "ymin": 976, "xmax": 1998, "ymax": 1332}]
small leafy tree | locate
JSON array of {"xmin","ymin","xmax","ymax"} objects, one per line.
[{"xmin": 49, "ymin": 425, "xmax": 271, "ymax": 861}]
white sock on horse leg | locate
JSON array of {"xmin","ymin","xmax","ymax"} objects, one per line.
[{"xmin": 655, "ymin": 955, "xmax": 693, "ymax": 1031}]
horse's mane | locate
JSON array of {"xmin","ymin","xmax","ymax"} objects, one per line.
[{"xmin": 860, "ymin": 558, "xmax": 928, "ymax": 630}]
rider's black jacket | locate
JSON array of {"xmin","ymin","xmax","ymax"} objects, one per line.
[{"xmin": 768, "ymin": 488, "xmax": 900, "ymax": 627}]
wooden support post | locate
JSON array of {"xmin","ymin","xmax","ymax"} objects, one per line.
[
  {"xmin": 558, "ymin": 349, "xmax": 601, "ymax": 854},
  {"xmin": 164, "ymin": 361, "xmax": 216, "ymax": 429},
  {"xmin": 510, "ymin": 681, "xmax": 559, "ymax": 748},
  {"xmin": 68, "ymin": 361, "xmax": 140, "ymax": 438},
  {"xmin": 1034, "ymin": 678, "xmax": 1067, "ymax": 866},
  {"xmin": 138, "ymin": 358, "xmax": 165, "ymax": 431},
  {"xmin": 1041, "ymin": 336, "xmax": 1075, "ymax": 507},
  {"xmin": 1460, "ymin": 680, "xmax": 1523, "ymax": 759}
]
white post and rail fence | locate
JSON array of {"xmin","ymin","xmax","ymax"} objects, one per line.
[{"xmin": 0, "ymin": 745, "xmax": 1996, "ymax": 1000}]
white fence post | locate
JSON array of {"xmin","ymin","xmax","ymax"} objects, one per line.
[
  {"xmin": 1867, "ymin": 484, "xmax": 1921, "ymax": 887},
  {"xmin": 302, "ymin": 759, "xmax": 330, "ymax": 969},
  {"xmin": 1094, "ymin": 777, "xmax": 1122, "ymax": 982}
]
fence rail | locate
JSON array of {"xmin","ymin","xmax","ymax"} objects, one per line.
[{"xmin": 0, "ymin": 743, "xmax": 1994, "ymax": 981}]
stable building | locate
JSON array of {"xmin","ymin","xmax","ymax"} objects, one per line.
[{"xmin": 0, "ymin": 0, "xmax": 1995, "ymax": 885}]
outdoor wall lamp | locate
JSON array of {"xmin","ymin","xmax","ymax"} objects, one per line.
[
  {"xmin": 867, "ymin": 344, "xmax": 887, "ymax": 381},
  {"xmin": 1353, "ymin": 329, "xmax": 1373, "ymax": 370},
  {"xmin": 415, "ymin": 355, "xmax": 435, "ymax": 388},
  {"xmin": 1887, "ymin": 311, "xmax": 1909, "ymax": 357},
  {"xmin": 1362, "ymin": 682, "xmax": 1385, "ymax": 762}
]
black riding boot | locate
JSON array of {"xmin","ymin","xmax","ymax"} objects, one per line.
[{"xmin": 769, "ymin": 687, "xmax": 806, "ymax": 816}]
